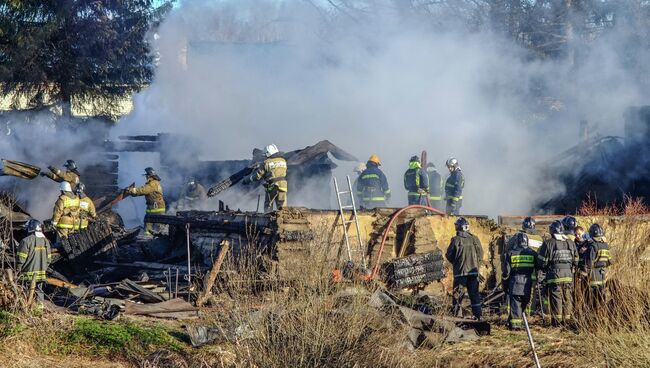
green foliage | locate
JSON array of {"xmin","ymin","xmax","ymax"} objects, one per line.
[
  {"xmin": 66, "ymin": 319, "xmax": 183, "ymax": 355},
  {"xmin": 0, "ymin": 0, "xmax": 173, "ymax": 114},
  {"xmin": 0, "ymin": 311, "xmax": 25, "ymax": 338}
]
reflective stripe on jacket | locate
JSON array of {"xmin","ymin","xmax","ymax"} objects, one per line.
[
  {"xmin": 445, "ymin": 169, "xmax": 464, "ymax": 201},
  {"xmin": 16, "ymin": 234, "xmax": 51, "ymax": 282},
  {"xmin": 133, "ymin": 178, "xmax": 166, "ymax": 213},
  {"xmin": 587, "ymin": 239, "xmax": 610, "ymax": 286},
  {"xmin": 252, "ymin": 154, "xmax": 288, "ymax": 192},
  {"xmin": 357, "ymin": 163, "xmax": 390, "ymax": 202},
  {"xmin": 502, "ymin": 246, "xmax": 540, "ymax": 296},
  {"xmin": 538, "ymin": 235, "xmax": 577, "ymax": 284},
  {"xmin": 52, "ymin": 192, "xmax": 80, "ymax": 229},
  {"xmin": 79, "ymin": 195, "xmax": 97, "ymax": 229},
  {"xmin": 427, "ymin": 170, "xmax": 443, "ymax": 200},
  {"xmin": 404, "ymin": 161, "xmax": 429, "ymax": 196}
]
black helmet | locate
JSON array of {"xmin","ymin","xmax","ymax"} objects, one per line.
[
  {"xmin": 522, "ymin": 217, "xmax": 535, "ymax": 231},
  {"xmin": 549, "ymin": 220, "xmax": 564, "ymax": 235},
  {"xmin": 144, "ymin": 167, "xmax": 156, "ymax": 176},
  {"xmin": 455, "ymin": 217, "xmax": 470, "ymax": 232},
  {"xmin": 75, "ymin": 182, "xmax": 86, "ymax": 195},
  {"xmin": 409, "ymin": 155, "xmax": 420, "ymax": 163},
  {"xmin": 562, "ymin": 216, "xmax": 577, "ymax": 232},
  {"xmin": 514, "ymin": 232, "xmax": 529, "ymax": 248},
  {"xmin": 588, "ymin": 223, "xmax": 605, "ymax": 238},
  {"xmin": 25, "ymin": 219, "xmax": 42, "ymax": 233},
  {"xmin": 64, "ymin": 159, "xmax": 77, "ymax": 171}
]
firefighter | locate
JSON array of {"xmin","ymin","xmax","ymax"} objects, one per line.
[
  {"xmin": 41, "ymin": 159, "xmax": 80, "ymax": 187},
  {"xmin": 76, "ymin": 182, "xmax": 96, "ymax": 231},
  {"xmin": 538, "ymin": 220, "xmax": 578, "ymax": 326},
  {"xmin": 180, "ymin": 177, "xmax": 207, "ymax": 210},
  {"xmin": 562, "ymin": 216, "xmax": 578, "ymax": 245},
  {"xmin": 403, "ymin": 156, "xmax": 429, "ymax": 205},
  {"xmin": 244, "ymin": 144, "xmax": 288, "ymax": 212},
  {"xmin": 127, "ymin": 167, "xmax": 166, "ymax": 236},
  {"xmin": 445, "ymin": 157, "xmax": 464, "ymax": 215},
  {"xmin": 506, "ymin": 217, "xmax": 543, "ymax": 254},
  {"xmin": 585, "ymin": 223, "xmax": 611, "ymax": 308},
  {"xmin": 426, "ymin": 162, "xmax": 443, "ymax": 211},
  {"xmin": 351, "ymin": 163, "xmax": 366, "ymax": 206},
  {"xmin": 52, "ymin": 181, "xmax": 81, "ymax": 240},
  {"xmin": 502, "ymin": 232, "xmax": 540, "ymax": 329},
  {"xmin": 356, "ymin": 154, "xmax": 391, "ymax": 209},
  {"xmin": 445, "ymin": 217, "xmax": 484, "ymax": 320},
  {"xmin": 16, "ymin": 219, "xmax": 51, "ymax": 308}
]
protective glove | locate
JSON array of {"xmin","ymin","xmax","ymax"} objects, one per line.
[{"xmin": 207, "ymin": 188, "xmax": 216, "ymax": 197}]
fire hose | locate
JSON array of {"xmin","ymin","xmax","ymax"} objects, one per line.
[{"xmin": 370, "ymin": 204, "xmax": 446, "ymax": 280}]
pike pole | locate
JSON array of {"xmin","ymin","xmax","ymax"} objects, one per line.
[{"xmin": 523, "ymin": 312, "xmax": 542, "ymax": 368}]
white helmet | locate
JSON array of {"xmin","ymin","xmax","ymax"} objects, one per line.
[
  {"xmin": 265, "ymin": 144, "xmax": 279, "ymax": 157},
  {"xmin": 60, "ymin": 181, "xmax": 72, "ymax": 192},
  {"xmin": 446, "ymin": 157, "xmax": 459, "ymax": 169}
]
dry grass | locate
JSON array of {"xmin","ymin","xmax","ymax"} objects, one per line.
[{"xmin": 3, "ymin": 198, "xmax": 650, "ymax": 367}]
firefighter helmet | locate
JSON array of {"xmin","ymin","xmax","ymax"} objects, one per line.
[
  {"xmin": 64, "ymin": 159, "xmax": 77, "ymax": 171},
  {"xmin": 514, "ymin": 232, "xmax": 529, "ymax": 248},
  {"xmin": 368, "ymin": 154, "xmax": 381, "ymax": 166},
  {"xmin": 562, "ymin": 216, "xmax": 577, "ymax": 232},
  {"xmin": 455, "ymin": 217, "xmax": 470, "ymax": 232},
  {"xmin": 446, "ymin": 157, "xmax": 459, "ymax": 169},
  {"xmin": 549, "ymin": 220, "xmax": 564, "ymax": 235},
  {"xmin": 144, "ymin": 167, "xmax": 156, "ymax": 177},
  {"xmin": 589, "ymin": 223, "xmax": 605, "ymax": 238},
  {"xmin": 60, "ymin": 181, "xmax": 72, "ymax": 192},
  {"xmin": 522, "ymin": 217, "xmax": 536, "ymax": 231},
  {"xmin": 426, "ymin": 162, "xmax": 437, "ymax": 172},
  {"xmin": 265, "ymin": 144, "xmax": 279, "ymax": 157},
  {"xmin": 25, "ymin": 219, "xmax": 42, "ymax": 233},
  {"xmin": 409, "ymin": 155, "xmax": 420, "ymax": 163},
  {"xmin": 75, "ymin": 182, "xmax": 86, "ymax": 195}
]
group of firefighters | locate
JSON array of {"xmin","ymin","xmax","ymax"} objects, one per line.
[
  {"xmin": 353, "ymin": 154, "xmax": 465, "ymax": 215},
  {"xmin": 446, "ymin": 215, "xmax": 611, "ymax": 330},
  {"xmin": 14, "ymin": 144, "xmax": 611, "ymax": 330}
]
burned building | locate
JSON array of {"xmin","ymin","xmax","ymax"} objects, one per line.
[{"xmin": 536, "ymin": 106, "xmax": 650, "ymax": 213}]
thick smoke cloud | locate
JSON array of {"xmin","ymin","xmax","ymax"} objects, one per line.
[
  {"xmin": 115, "ymin": 0, "xmax": 647, "ymax": 215},
  {"xmin": 0, "ymin": 112, "xmax": 109, "ymax": 219}
]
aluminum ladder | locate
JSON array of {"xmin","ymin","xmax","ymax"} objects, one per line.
[{"xmin": 333, "ymin": 176, "xmax": 366, "ymax": 268}]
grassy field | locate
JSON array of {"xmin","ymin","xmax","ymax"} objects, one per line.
[{"xmin": 1, "ymin": 200, "xmax": 649, "ymax": 367}]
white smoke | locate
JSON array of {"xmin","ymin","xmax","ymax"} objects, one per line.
[{"xmin": 112, "ymin": 0, "xmax": 648, "ymax": 215}]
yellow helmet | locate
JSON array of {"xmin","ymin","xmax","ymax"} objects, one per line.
[{"xmin": 368, "ymin": 154, "xmax": 381, "ymax": 166}]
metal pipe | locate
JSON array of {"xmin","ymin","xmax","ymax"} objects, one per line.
[
  {"xmin": 175, "ymin": 268, "xmax": 179, "ymax": 299},
  {"xmin": 185, "ymin": 223, "xmax": 192, "ymax": 288},
  {"xmin": 523, "ymin": 312, "xmax": 542, "ymax": 368}
]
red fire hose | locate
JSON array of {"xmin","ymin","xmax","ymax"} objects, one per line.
[{"xmin": 370, "ymin": 205, "xmax": 446, "ymax": 280}]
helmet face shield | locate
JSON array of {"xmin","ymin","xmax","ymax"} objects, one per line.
[
  {"xmin": 515, "ymin": 232, "xmax": 529, "ymax": 248},
  {"xmin": 562, "ymin": 216, "xmax": 577, "ymax": 232},
  {"xmin": 454, "ymin": 217, "xmax": 470, "ymax": 232},
  {"xmin": 549, "ymin": 220, "xmax": 564, "ymax": 235},
  {"xmin": 589, "ymin": 223, "xmax": 605, "ymax": 238},
  {"xmin": 522, "ymin": 217, "xmax": 535, "ymax": 231},
  {"xmin": 26, "ymin": 219, "xmax": 43, "ymax": 233}
]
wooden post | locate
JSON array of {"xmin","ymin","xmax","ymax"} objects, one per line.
[{"xmin": 196, "ymin": 240, "xmax": 230, "ymax": 307}]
